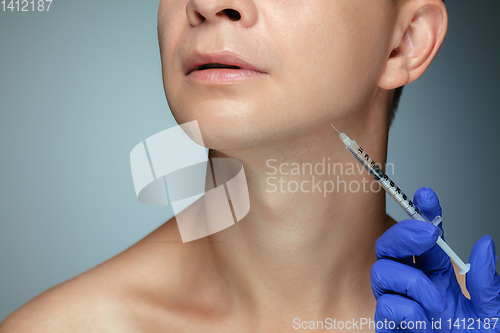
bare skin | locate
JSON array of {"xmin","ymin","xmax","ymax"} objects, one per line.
[
  {"xmin": 0, "ymin": 0, "xmax": 453, "ymax": 332},
  {"xmin": 0, "ymin": 214, "xmax": 466, "ymax": 333}
]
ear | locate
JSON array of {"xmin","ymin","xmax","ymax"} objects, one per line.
[{"xmin": 378, "ymin": 0, "xmax": 448, "ymax": 90}]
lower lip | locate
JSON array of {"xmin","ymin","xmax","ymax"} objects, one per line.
[{"xmin": 187, "ymin": 68, "xmax": 266, "ymax": 83}]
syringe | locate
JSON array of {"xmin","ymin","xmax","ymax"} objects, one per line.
[{"xmin": 331, "ymin": 124, "xmax": 470, "ymax": 275}]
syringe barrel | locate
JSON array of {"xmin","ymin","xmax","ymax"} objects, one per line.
[
  {"xmin": 345, "ymin": 140, "xmax": 426, "ymax": 221},
  {"xmin": 340, "ymin": 134, "xmax": 469, "ymax": 274}
]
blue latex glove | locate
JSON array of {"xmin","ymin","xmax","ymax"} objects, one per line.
[{"xmin": 371, "ymin": 187, "xmax": 500, "ymax": 332}]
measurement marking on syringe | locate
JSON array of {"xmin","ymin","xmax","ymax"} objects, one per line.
[{"xmin": 331, "ymin": 123, "xmax": 470, "ymax": 275}]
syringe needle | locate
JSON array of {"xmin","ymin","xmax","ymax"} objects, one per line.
[{"xmin": 331, "ymin": 124, "xmax": 341, "ymax": 135}]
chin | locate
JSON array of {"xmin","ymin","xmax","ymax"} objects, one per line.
[
  {"xmin": 168, "ymin": 100, "xmax": 264, "ymax": 151},
  {"xmin": 166, "ymin": 91, "xmax": 322, "ymax": 153}
]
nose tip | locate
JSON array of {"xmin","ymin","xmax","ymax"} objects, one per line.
[{"xmin": 186, "ymin": 0, "xmax": 258, "ymax": 28}]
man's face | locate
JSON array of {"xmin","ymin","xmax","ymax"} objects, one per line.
[{"xmin": 158, "ymin": 0, "xmax": 396, "ymax": 151}]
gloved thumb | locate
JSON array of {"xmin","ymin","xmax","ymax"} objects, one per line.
[{"xmin": 466, "ymin": 235, "xmax": 500, "ymax": 317}]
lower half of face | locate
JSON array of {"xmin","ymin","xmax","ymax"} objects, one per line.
[{"xmin": 159, "ymin": 0, "xmax": 394, "ymax": 153}]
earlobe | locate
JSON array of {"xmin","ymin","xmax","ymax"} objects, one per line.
[{"xmin": 378, "ymin": 1, "xmax": 448, "ymax": 90}]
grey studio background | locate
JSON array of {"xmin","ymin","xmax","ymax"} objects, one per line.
[{"xmin": 0, "ymin": 0, "xmax": 499, "ymax": 323}]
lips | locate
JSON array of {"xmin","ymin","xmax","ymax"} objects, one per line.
[
  {"xmin": 185, "ymin": 51, "xmax": 265, "ymax": 75},
  {"xmin": 195, "ymin": 63, "xmax": 242, "ymax": 71}
]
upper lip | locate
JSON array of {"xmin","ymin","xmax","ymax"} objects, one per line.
[{"xmin": 185, "ymin": 51, "xmax": 265, "ymax": 75}]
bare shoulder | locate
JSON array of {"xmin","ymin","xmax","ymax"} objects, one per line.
[
  {"xmin": 0, "ymin": 271, "xmax": 132, "ymax": 333},
  {"xmin": 0, "ymin": 217, "xmax": 216, "ymax": 333},
  {"xmin": 0, "ymin": 258, "xmax": 136, "ymax": 333}
]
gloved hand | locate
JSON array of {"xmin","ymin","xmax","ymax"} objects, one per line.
[{"xmin": 371, "ymin": 187, "xmax": 500, "ymax": 332}]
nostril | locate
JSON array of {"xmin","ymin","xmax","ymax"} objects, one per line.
[
  {"xmin": 195, "ymin": 11, "xmax": 205, "ymax": 22},
  {"xmin": 221, "ymin": 8, "xmax": 241, "ymax": 21}
]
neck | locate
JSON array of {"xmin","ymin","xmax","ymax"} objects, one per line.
[{"xmin": 206, "ymin": 93, "xmax": 394, "ymax": 318}]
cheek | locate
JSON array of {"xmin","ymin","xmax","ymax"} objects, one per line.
[
  {"xmin": 277, "ymin": 1, "xmax": 391, "ymax": 119},
  {"xmin": 285, "ymin": 32, "xmax": 373, "ymax": 115},
  {"xmin": 159, "ymin": 9, "xmax": 190, "ymax": 120}
]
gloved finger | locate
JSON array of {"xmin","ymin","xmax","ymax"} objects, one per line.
[
  {"xmin": 412, "ymin": 187, "xmax": 444, "ymax": 238},
  {"xmin": 467, "ymin": 235, "xmax": 500, "ymax": 317},
  {"xmin": 412, "ymin": 187, "xmax": 454, "ymax": 279},
  {"xmin": 375, "ymin": 220, "xmax": 440, "ymax": 260},
  {"xmin": 375, "ymin": 294, "xmax": 433, "ymax": 333},
  {"xmin": 371, "ymin": 259, "xmax": 446, "ymax": 313}
]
